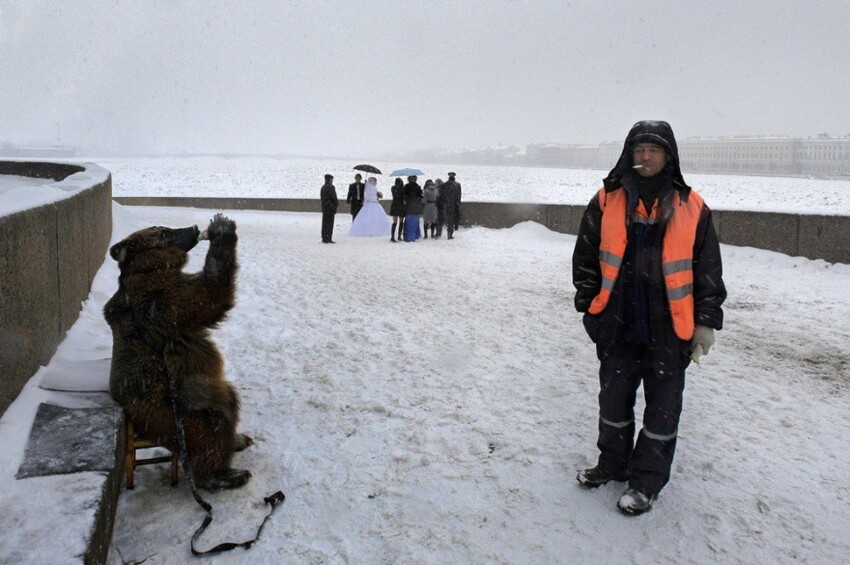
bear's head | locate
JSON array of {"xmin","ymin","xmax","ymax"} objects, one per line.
[{"xmin": 110, "ymin": 224, "xmax": 200, "ymax": 275}]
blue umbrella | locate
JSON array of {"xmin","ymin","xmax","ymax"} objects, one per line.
[{"xmin": 389, "ymin": 168, "xmax": 424, "ymax": 177}]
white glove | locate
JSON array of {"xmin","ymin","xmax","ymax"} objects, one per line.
[{"xmin": 690, "ymin": 325, "xmax": 715, "ymax": 364}]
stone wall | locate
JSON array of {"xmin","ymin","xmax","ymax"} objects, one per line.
[
  {"xmin": 0, "ymin": 162, "xmax": 113, "ymax": 415},
  {"xmin": 114, "ymin": 196, "xmax": 850, "ymax": 264}
]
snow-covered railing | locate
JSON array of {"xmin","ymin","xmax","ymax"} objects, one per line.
[
  {"xmin": 113, "ymin": 196, "xmax": 850, "ymax": 264},
  {"xmin": 0, "ymin": 161, "xmax": 112, "ymax": 416}
]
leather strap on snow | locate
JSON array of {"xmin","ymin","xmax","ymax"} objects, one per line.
[
  {"xmin": 164, "ymin": 357, "xmax": 285, "ymax": 556},
  {"xmin": 188, "ymin": 490, "xmax": 285, "ymax": 556},
  {"xmin": 121, "ymin": 311, "xmax": 285, "ymax": 556}
]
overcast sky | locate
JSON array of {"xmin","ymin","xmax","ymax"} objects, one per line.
[{"xmin": 1, "ymin": 1, "xmax": 849, "ymax": 157}]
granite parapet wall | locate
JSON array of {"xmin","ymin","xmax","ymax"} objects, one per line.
[
  {"xmin": 0, "ymin": 162, "xmax": 113, "ymax": 415},
  {"xmin": 113, "ymin": 197, "xmax": 850, "ymax": 264},
  {"xmin": 0, "ymin": 160, "xmax": 85, "ymax": 181}
]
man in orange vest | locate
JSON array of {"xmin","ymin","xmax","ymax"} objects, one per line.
[{"xmin": 572, "ymin": 120, "xmax": 726, "ymax": 515}]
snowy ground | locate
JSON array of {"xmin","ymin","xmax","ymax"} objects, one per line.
[
  {"xmin": 1, "ymin": 158, "xmax": 849, "ymax": 563},
  {"xmin": 81, "ymin": 155, "xmax": 850, "ymax": 214},
  {"xmin": 88, "ymin": 205, "xmax": 849, "ymax": 564}
]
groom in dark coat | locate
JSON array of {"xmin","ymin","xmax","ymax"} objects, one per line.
[{"xmin": 346, "ymin": 174, "xmax": 365, "ymax": 220}]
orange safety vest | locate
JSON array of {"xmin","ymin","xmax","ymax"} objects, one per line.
[{"xmin": 587, "ymin": 186, "xmax": 703, "ymax": 340}]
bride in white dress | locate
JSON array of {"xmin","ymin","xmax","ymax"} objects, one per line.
[{"xmin": 349, "ymin": 176, "xmax": 391, "ymax": 237}]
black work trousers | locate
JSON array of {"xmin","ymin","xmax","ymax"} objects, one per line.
[
  {"xmin": 596, "ymin": 342, "xmax": 685, "ymax": 496},
  {"xmin": 321, "ymin": 211, "xmax": 335, "ymax": 242}
]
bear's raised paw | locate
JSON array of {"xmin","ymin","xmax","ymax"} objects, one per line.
[{"xmin": 207, "ymin": 213, "xmax": 237, "ymax": 239}]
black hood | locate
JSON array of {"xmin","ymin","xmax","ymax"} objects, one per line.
[{"xmin": 603, "ymin": 120, "xmax": 690, "ymax": 193}]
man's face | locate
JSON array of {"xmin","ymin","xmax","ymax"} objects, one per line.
[{"xmin": 632, "ymin": 143, "xmax": 669, "ymax": 177}]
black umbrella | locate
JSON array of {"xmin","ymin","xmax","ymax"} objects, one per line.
[{"xmin": 353, "ymin": 164, "xmax": 382, "ymax": 175}]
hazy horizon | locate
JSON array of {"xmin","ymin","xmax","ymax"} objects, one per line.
[{"xmin": 2, "ymin": 1, "xmax": 849, "ymax": 158}]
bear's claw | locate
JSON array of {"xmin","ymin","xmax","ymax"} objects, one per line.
[{"xmin": 235, "ymin": 433, "xmax": 254, "ymax": 452}]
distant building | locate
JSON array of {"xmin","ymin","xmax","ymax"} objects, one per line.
[
  {"xmin": 797, "ymin": 136, "xmax": 850, "ymax": 176},
  {"xmin": 389, "ymin": 135, "xmax": 850, "ymax": 178},
  {"xmin": 599, "ymin": 142, "xmax": 623, "ymax": 169},
  {"xmin": 525, "ymin": 144, "xmax": 566, "ymax": 166},
  {"xmin": 524, "ymin": 135, "xmax": 850, "ymax": 178},
  {"xmin": 678, "ymin": 137, "xmax": 799, "ymax": 175},
  {"xmin": 526, "ymin": 143, "xmax": 607, "ymax": 169}
]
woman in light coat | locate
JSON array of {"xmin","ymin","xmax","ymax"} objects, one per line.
[{"xmin": 422, "ymin": 179, "xmax": 439, "ymax": 239}]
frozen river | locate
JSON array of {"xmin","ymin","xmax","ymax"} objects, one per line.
[{"xmin": 79, "ymin": 155, "xmax": 850, "ymax": 215}]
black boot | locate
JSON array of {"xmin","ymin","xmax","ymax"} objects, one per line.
[
  {"xmin": 391, "ymin": 223, "xmax": 397, "ymax": 242},
  {"xmin": 617, "ymin": 487, "xmax": 657, "ymax": 515},
  {"xmin": 576, "ymin": 465, "xmax": 629, "ymax": 488}
]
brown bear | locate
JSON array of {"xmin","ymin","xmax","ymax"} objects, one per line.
[{"xmin": 104, "ymin": 213, "xmax": 252, "ymax": 490}]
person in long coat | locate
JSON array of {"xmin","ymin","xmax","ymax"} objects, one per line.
[
  {"xmin": 403, "ymin": 176, "xmax": 423, "ymax": 242},
  {"xmin": 320, "ymin": 173, "xmax": 338, "ymax": 243},
  {"xmin": 434, "ymin": 178, "xmax": 446, "ymax": 239},
  {"xmin": 422, "ymin": 179, "xmax": 439, "ymax": 239},
  {"xmin": 389, "ymin": 178, "xmax": 406, "ymax": 242},
  {"xmin": 437, "ymin": 176, "xmax": 460, "ymax": 240},
  {"xmin": 448, "ymin": 172, "xmax": 462, "ymax": 230}
]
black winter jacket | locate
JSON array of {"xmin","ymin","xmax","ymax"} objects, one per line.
[
  {"xmin": 573, "ymin": 120, "xmax": 725, "ymax": 375},
  {"xmin": 404, "ymin": 182, "xmax": 423, "ymax": 215},
  {"xmin": 437, "ymin": 180, "xmax": 461, "ymax": 218},
  {"xmin": 572, "ymin": 184, "xmax": 726, "ymax": 374},
  {"xmin": 347, "ymin": 182, "xmax": 365, "ymax": 205},
  {"xmin": 320, "ymin": 183, "xmax": 338, "ymax": 213}
]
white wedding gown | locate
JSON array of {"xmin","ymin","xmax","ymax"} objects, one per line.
[{"xmin": 350, "ymin": 179, "xmax": 391, "ymax": 237}]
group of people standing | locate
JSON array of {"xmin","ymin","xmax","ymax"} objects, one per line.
[
  {"xmin": 319, "ymin": 172, "xmax": 462, "ymax": 243},
  {"xmin": 388, "ymin": 173, "xmax": 462, "ymax": 242}
]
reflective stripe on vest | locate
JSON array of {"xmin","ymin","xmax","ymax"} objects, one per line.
[{"xmin": 586, "ymin": 186, "xmax": 703, "ymax": 340}]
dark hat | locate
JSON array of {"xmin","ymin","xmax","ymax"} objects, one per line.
[
  {"xmin": 631, "ymin": 133, "xmax": 673, "ymax": 157},
  {"xmin": 324, "ymin": 173, "xmax": 334, "ymax": 181},
  {"xmin": 448, "ymin": 171, "xmax": 456, "ymax": 177},
  {"xmin": 626, "ymin": 120, "xmax": 677, "ymax": 158}
]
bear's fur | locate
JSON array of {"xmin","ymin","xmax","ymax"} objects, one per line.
[{"xmin": 104, "ymin": 214, "xmax": 252, "ymax": 490}]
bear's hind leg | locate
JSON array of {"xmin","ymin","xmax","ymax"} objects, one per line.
[
  {"xmin": 206, "ymin": 468, "xmax": 252, "ymax": 490},
  {"xmin": 182, "ymin": 411, "xmax": 251, "ymax": 490}
]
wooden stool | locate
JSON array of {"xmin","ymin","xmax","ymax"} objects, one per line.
[{"xmin": 125, "ymin": 420, "xmax": 179, "ymax": 490}]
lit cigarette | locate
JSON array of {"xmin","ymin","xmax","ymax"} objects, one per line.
[{"xmin": 632, "ymin": 164, "xmax": 644, "ymax": 169}]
